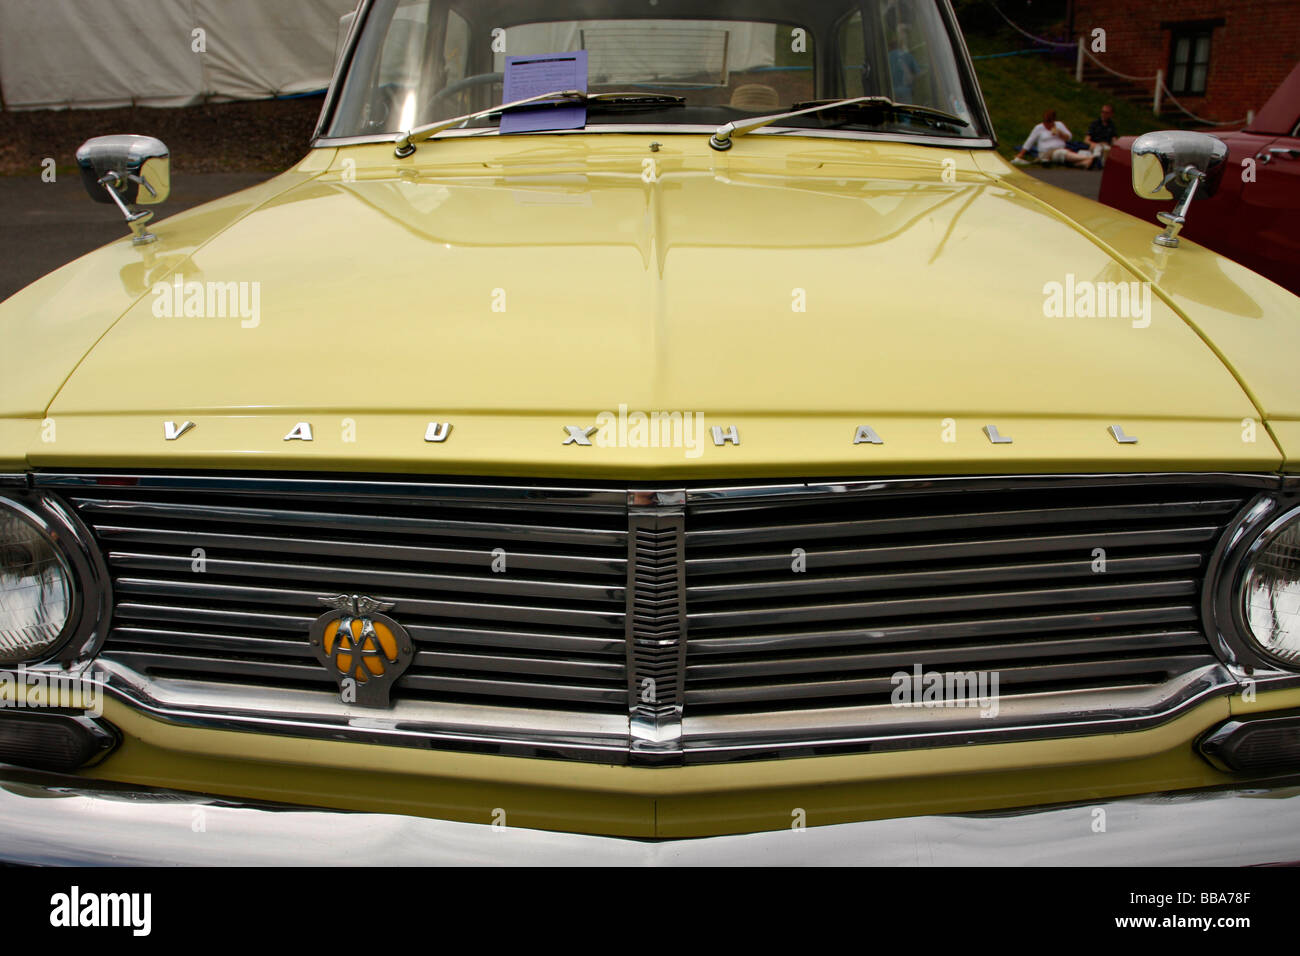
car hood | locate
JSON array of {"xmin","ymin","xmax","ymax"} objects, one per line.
[{"xmin": 3, "ymin": 137, "xmax": 1289, "ymax": 476}]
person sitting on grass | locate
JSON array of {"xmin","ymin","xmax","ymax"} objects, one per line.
[
  {"xmin": 1085, "ymin": 103, "xmax": 1118, "ymax": 168},
  {"xmin": 1012, "ymin": 110, "xmax": 1094, "ymax": 168}
]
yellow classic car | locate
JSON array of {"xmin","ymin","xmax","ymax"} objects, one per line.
[{"xmin": 1, "ymin": 0, "xmax": 1299, "ymax": 865}]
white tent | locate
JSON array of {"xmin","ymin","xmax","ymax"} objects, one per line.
[{"xmin": 0, "ymin": 0, "xmax": 358, "ymax": 110}]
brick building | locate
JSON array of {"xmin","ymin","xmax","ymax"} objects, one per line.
[{"xmin": 1071, "ymin": 0, "xmax": 1300, "ymax": 123}]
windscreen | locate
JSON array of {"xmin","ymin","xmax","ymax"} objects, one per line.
[{"xmin": 327, "ymin": 0, "xmax": 983, "ymax": 140}]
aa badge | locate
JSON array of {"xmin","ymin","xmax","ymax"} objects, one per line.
[{"xmin": 309, "ymin": 593, "xmax": 413, "ymax": 708}]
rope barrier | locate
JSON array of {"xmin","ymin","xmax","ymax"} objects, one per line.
[
  {"xmin": 971, "ymin": 48, "xmax": 1056, "ymax": 60},
  {"xmin": 987, "ymin": 1, "xmax": 1075, "ymax": 49},
  {"xmin": 1081, "ymin": 45, "xmax": 1247, "ymax": 126},
  {"xmin": 1159, "ymin": 83, "xmax": 1247, "ymax": 127},
  {"xmin": 981, "ymin": 3, "xmax": 1250, "ymax": 127},
  {"xmin": 1082, "ymin": 47, "xmax": 1152, "ymax": 83}
]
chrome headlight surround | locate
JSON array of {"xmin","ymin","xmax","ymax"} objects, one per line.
[
  {"xmin": 0, "ymin": 490, "xmax": 111, "ymax": 666},
  {"xmin": 1206, "ymin": 489, "xmax": 1300, "ymax": 674}
]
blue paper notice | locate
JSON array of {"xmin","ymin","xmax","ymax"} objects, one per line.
[{"xmin": 500, "ymin": 52, "xmax": 588, "ymax": 134}]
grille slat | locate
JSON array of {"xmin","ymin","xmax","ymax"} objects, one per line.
[
  {"xmin": 688, "ymin": 580, "xmax": 1199, "ymax": 631},
  {"xmin": 95, "ymin": 524, "xmax": 625, "ymax": 574},
  {"xmin": 686, "ymin": 629, "xmax": 1209, "ymax": 681},
  {"xmin": 687, "ymin": 605, "xmax": 1202, "ymax": 655}
]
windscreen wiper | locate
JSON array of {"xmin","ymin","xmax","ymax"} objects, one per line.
[
  {"xmin": 395, "ymin": 90, "xmax": 686, "ymax": 156},
  {"xmin": 709, "ymin": 95, "xmax": 969, "ymax": 151}
]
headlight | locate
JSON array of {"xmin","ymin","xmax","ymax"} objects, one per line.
[
  {"xmin": 1241, "ymin": 506, "xmax": 1300, "ymax": 667},
  {"xmin": 0, "ymin": 498, "xmax": 73, "ymax": 664}
]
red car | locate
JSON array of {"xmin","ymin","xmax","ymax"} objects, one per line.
[{"xmin": 1099, "ymin": 62, "xmax": 1300, "ymax": 295}]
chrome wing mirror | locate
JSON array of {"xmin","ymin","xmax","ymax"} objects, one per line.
[
  {"xmin": 76, "ymin": 135, "xmax": 171, "ymax": 244},
  {"xmin": 1130, "ymin": 130, "xmax": 1228, "ymax": 248}
]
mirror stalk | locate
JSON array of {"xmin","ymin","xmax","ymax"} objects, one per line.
[
  {"xmin": 1153, "ymin": 165, "xmax": 1206, "ymax": 248},
  {"xmin": 97, "ymin": 171, "xmax": 157, "ymax": 245}
]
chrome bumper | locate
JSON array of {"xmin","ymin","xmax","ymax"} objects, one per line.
[{"xmin": 4, "ymin": 770, "xmax": 1300, "ymax": 865}]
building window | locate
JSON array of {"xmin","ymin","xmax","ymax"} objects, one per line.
[{"xmin": 1168, "ymin": 25, "xmax": 1213, "ymax": 96}]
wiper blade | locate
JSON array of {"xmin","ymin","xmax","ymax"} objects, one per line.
[
  {"xmin": 709, "ymin": 95, "xmax": 968, "ymax": 151},
  {"xmin": 395, "ymin": 90, "xmax": 686, "ymax": 156},
  {"xmin": 792, "ymin": 98, "xmax": 970, "ymax": 129}
]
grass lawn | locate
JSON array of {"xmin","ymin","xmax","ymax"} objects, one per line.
[{"xmin": 964, "ymin": 33, "xmax": 1192, "ymax": 158}]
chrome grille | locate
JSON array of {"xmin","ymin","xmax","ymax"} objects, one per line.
[
  {"xmin": 66, "ymin": 480, "xmax": 630, "ymax": 713},
  {"xmin": 34, "ymin": 471, "xmax": 1272, "ymax": 764},
  {"xmin": 683, "ymin": 480, "xmax": 1244, "ymax": 714}
]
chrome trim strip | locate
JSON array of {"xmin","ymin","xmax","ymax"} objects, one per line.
[
  {"xmin": 686, "ymin": 472, "xmax": 1281, "ymax": 510},
  {"xmin": 312, "ymin": 126, "xmax": 995, "ymax": 151},
  {"xmin": 686, "ymin": 655, "xmax": 1215, "ymax": 708},
  {"xmin": 76, "ymin": 660, "xmax": 633, "ymax": 763},
  {"xmin": 22, "ymin": 654, "xmax": 1288, "ymax": 767},
  {"xmin": 6, "ymin": 769, "xmax": 1300, "ymax": 864},
  {"xmin": 940, "ymin": 0, "xmax": 997, "ymax": 148},
  {"xmin": 687, "ymin": 632, "xmax": 1210, "ymax": 679},
  {"xmin": 681, "ymin": 665, "xmax": 1300, "ymax": 762},
  {"xmin": 35, "ymin": 472, "xmax": 628, "ymax": 512},
  {"xmin": 33, "ymin": 471, "xmax": 1280, "ymax": 505},
  {"xmin": 625, "ymin": 499, "xmax": 687, "ymax": 761},
  {"xmin": 311, "ymin": 0, "xmax": 375, "ymax": 142}
]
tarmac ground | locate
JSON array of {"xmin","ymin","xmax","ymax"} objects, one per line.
[{"xmin": 0, "ymin": 172, "xmax": 274, "ymax": 303}]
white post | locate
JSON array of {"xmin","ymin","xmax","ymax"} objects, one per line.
[
  {"xmin": 1076, "ymin": 36, "xmax": 1085, "ymax": 82},
  {"xmin": 1247, "ymin": 109, "xmax": 1255, "ymax": 124},
  {"xmin": 1154, "ymin": 69, "xmax": 1163, "ymax": 116}
]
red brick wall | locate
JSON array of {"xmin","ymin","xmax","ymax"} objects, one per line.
[{"xmin": 1073, "ymin": 0, "xmax": 1300, "ymax": 122}]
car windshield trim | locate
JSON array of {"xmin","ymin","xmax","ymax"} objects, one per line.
[
  {"xmin": 319, "ymin": 0, "xmax": 995, "ymax": 147},
  {"xmin": 316, "ymin": 124, "xmax": 995, "ymax": 152}
]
